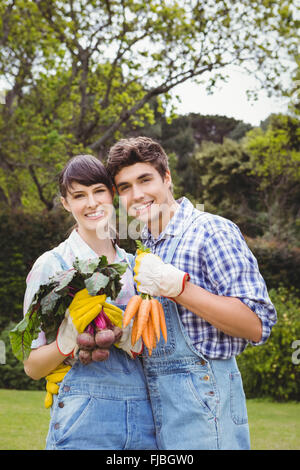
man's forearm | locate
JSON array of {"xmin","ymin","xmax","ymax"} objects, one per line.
[{"xmin": 174, "ymin": 281, "xmax": 262, "ymax": 342}]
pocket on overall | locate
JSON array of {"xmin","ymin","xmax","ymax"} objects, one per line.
[
  {"xmin": 229, "ymin": 371, "xmax": 248, "ymax": 425},
  {"xmin": 151, "ymin": 370, "xmax": 219, "ymax": 450},
  {"xmin": 51, "ymin": 394, "xmax": 128, "ymax": 449},
  {"xmin": 187, "ymin": 367, "xmax": 219, "ymax": 418},
  {"xmin": 52, "ymin": 394, "xmax": 94, "ymax": 445}
]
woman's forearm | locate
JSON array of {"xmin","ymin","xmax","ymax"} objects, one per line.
[
  {"xmin": 24, "ymin": 341, "xmax": 66, "ymax": 380},
  {"xmin": 174, "ymin": 281, "xmax": 262, "ymax": 342}
]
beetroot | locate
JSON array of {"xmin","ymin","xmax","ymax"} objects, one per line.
[
  {"xmin": 95, "ymin": 329, "xmax": 115, "ymax": 348},
  {"xmin": 78, "ymin": 349, "xmax": 92, "ymax": 365},
  {"xmin": 77, "ymin": 307, "xmax": 122, "ymax": 365},
  {"xmin": 94, "ymin": 309, "xmax": 113, "ymax": 330},
  {"xmin": 77, "ymin": 331, "xmax": 96, "ymax": 350},
  {"xmin": 92, "ymin": 348, "xmax": 109, "ymax": 362}
]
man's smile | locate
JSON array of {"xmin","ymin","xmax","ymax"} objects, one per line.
[{"xmin": 132, "ymin": 200, "xmax": 154, "ymax": 215}]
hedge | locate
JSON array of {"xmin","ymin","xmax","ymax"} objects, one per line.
[
  {"xmin": 0, "ymin": 322, "xmax": 44, "ymax": 391},
  {"xmin": 237, "ymin": 286, "xmax": 300, "ymax": 401},
  {"xmin": 0, "ymin": 208, "xmax": 71, "ymax": 330},
  {"xmin": 246, "ymin": 236, "xmax": 300, "ymax": 291}
]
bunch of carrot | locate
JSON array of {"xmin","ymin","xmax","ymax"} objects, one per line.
[{"xmin": 122, "ymin": 294, "xmax": 167, "ymax": 356}]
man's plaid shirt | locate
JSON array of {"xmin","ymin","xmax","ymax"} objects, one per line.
[{"xmin": 141, "ymin": 197, "xmax": 277, "ymax": 359}]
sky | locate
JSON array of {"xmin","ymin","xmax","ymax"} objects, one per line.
[{"xmin": 170, "ymin": 65, "xmax": 291, "ymax": 127}]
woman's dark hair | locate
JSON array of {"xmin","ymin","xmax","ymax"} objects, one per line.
[
  {"xmin": 59, "ymin": 154, "xmax": 114, "ymax": 198},
  {"xmin": 59, "ymin": 155, "xmax": 118, "ymax": 243},
  {"xmin": 107, "ymin": 136, "xmax": 169, "ymax": 180}
]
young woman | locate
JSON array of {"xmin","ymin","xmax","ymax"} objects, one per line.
[{"xmin": 23, "ymin": 154, "xmax": 157, "ymax": 450}]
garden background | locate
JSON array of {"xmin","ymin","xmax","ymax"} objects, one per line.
[{"xmin": 0, "ymin": 0, "xmax": 299, "ymax": 450}]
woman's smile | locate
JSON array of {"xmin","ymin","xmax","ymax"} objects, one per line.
[{"xmin": 85, "ymin": 209, "xmax": 106, "ymax": 219}]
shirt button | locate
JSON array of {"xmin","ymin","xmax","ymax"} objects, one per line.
[
  {"xmin": 54, "ymin": 423, "xmax": 60, "ymax": 430},
  {"xmin": 63, "ymin": 385, "xmax": 70, "ymax": 392},
  {"xmin": 203, "ymin": 375, "xmax": 210, "ymax": 381},
  {"xmin": 58, "ymin": 402, "xmax": 64, "ymax": 408}
]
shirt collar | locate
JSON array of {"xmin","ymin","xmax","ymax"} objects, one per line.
[
  {"xmin": 141, "ymin": 196, "xmax": 195, "ymax": 243},
  {"xmin": 68, "ymin": 229, "xmax": 126, "ymax": 263}
]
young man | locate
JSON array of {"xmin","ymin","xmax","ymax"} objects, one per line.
[{"xmin": 107, "ymin": 136, "xmax": 277, "ymax": 450}]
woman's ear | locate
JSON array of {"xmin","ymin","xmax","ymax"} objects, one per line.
[{"xmin": 61, "ymin": 196, "xmax": 71, "ymax": 212}]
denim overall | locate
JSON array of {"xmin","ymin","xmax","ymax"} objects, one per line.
[
  {"xmin": 45, "ymin": 253, "xmax": 157, "ymax": 450},
  {"xmin": 141, "ymin": 213, "xmax": 251, "ymax": 450}
]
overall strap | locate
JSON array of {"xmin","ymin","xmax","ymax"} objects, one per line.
[
  {"xmin": 52, "ymin": 251, "xmax": 70, "ymax": 271},
  {"xmin": 124, "ymin": 252, "xmax": 135, "ymax": 271},
  {"xmin": 164, "ymin": 210, "xmax": 202, "ymax": 264}
]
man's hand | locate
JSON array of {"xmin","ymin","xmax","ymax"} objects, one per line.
[
  {"xmin": 134, "ymin": 252, "xmax": 189, "ymax": 298},
  {"xmin": 56, "ymin": 288, "xmax": 106, "ymax": 357}
]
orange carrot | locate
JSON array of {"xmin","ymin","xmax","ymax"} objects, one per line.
[
  {"xmin": 150, "ymin": 298, "xmax": 161, "ymax": 342},
  {"xmin": 152, "ymin": 325, "xmax": 157, "ymax": 349},
  {"xmin": 123, "ymin": 295, "xmax": 142, "ymax": 328},
  {"xmin": 136, "ymin": 297, "xmax": 151, "ymax": 341},
  {"xmin": 147, "ymin": 315, "xmax": 155, "ymax": 356},
  {"xmin": 142, "ymin": 319, "xmax": 151, "ymax": 350},
  {"xmin": 131, "ymin": 313, "xmax": 138, "ymax": 346},
  {"xmin": 158, "ymin": 301, "xmax": 167, "ymax": 342}
]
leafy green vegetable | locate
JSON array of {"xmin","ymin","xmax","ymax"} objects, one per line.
[
  {"xmin": 136, "ymin": 240, "xmax": 151, "ymax": 253},
  {"xmin": 9, "ymin": 256, "xmax": 127, "ymax": 362}
]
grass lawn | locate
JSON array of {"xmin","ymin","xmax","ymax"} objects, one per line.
[
  {"xmin": 247, "ymin": 398, "xmax": 300, "ymax": 450},
  {"xmin": 0, "ymin": 389, "xmax": 49, "ymax": 450},
  {"xmin": 0, "ymin": 389, "xmax": 299, "ymax": 450}
]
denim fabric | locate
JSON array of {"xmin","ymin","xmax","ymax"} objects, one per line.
[
  {"xmin": 141, "ymin": 213, "xmax": 251, "ymax": 450},
  {"xmin": 45, "ymin": 305, "xmax": 157, "ymax": 450}
]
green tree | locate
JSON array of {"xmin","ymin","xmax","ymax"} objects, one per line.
[
  {"xmin": 188, "ymin": 138, "xmax": 261, "ymax": 235},
  {"xmin": 0, "ymin": 0, "xmax": 298, "ymax": 211},
  {"xmin": 137, "ymin": 113, "xmax": 254, "ymax": 197},
  {"xmin": 244, "ymin": 113, "xmax": 300, "ymax": 243}
]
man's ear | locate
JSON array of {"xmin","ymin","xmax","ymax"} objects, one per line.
[
  {"xmin": 61, "ymin": 196, "xmax": 71, "ymax": 212},
  {"xmin": 164, "ymin": 170, "xmax": 172, "ymax": 189}
]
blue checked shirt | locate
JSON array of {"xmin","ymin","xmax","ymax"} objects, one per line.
[{"xmin": 141, "ymin": 197, "xmax": 277, "ymax": 359}]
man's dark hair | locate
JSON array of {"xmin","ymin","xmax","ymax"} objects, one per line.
[{"xmin": 107, "ymin": 136, "xmax": 169, "ymax": 180}]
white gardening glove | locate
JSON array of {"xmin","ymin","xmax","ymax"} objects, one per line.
[
  {"xmin": 56, "ymin": 288, "xmax": 106, "ymax": 357},
  {"xmin": 133, "ymin": 252, "xmax": 189, "ymax": 298},
  {"xmin": 116, "ymin": 323, "xmax": 143, "ymax": 359}
]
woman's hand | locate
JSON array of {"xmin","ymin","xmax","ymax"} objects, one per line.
[{"xmin": 56, "ymin": 288, "xmax": 106, "ymax": 356}]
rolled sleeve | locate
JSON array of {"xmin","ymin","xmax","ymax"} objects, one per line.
[
  {"xmin": 240, "ymin": 298, "xmax": 277, "ymax": 345},
  {"xmin": 203, "ymin": 225, "xmax": 277, "ymax": 345}
]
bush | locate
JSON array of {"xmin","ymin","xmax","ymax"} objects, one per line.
[
  {"xmin": 237, "ymin": 287, "xmax": 300, "ymax": 401},
  {"xmin": 0, "ymin": 322, "xmax": 44, "ymax": 390},
  {"xmin": 0, "ymin": 208, "xmax": 71, "ymax": 330},
  {"xmin": 246, "ymin": 237, "xmax": 300, "ymax": 291}
]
